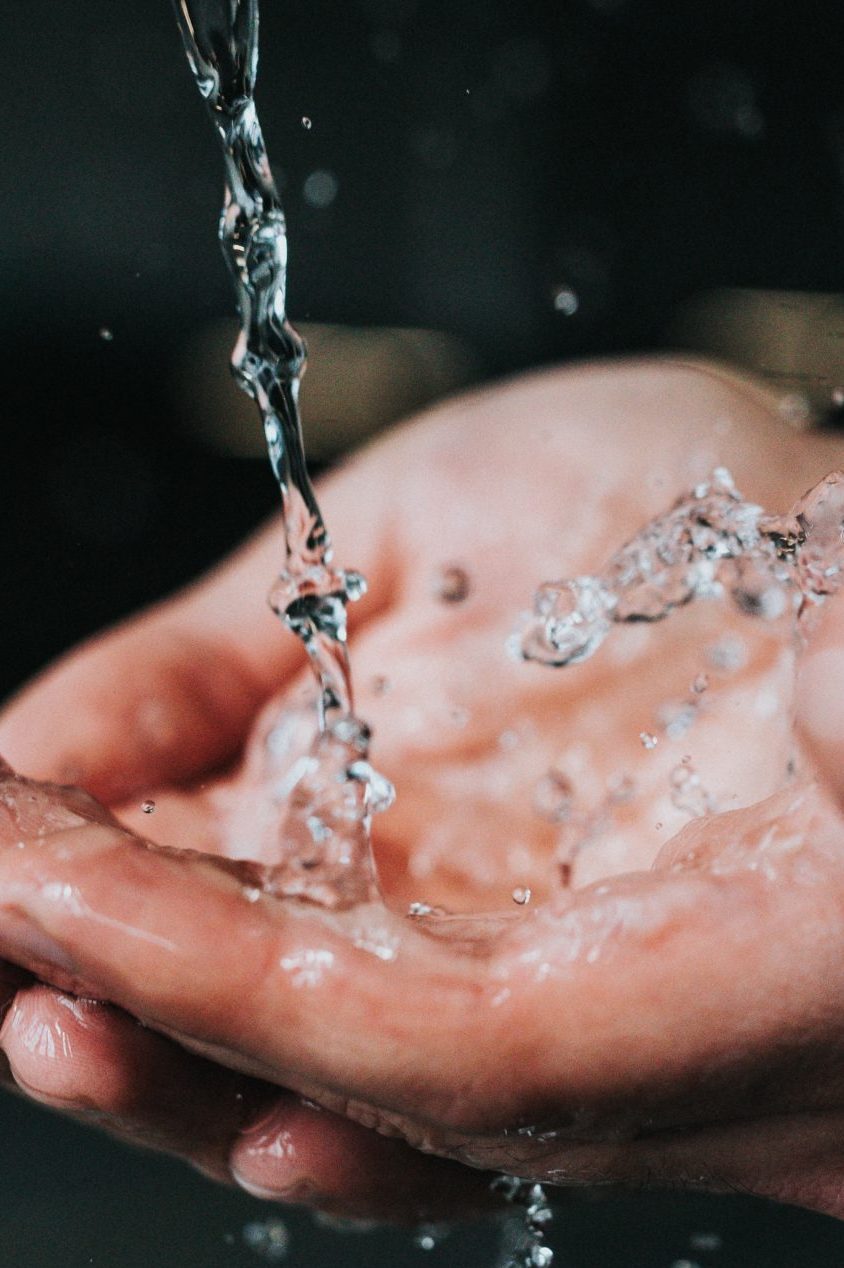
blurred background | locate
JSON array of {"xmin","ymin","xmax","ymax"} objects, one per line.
[{"xmin": 2, "ymin": 0, "xmax": 844, "ymax": 1262}]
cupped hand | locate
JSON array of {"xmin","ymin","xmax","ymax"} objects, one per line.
[{"xmin": 2, "ymin": 358, "xmax": 844, "ymax": 1222}]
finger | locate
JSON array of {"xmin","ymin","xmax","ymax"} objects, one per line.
[
  {"xmin": 1, "ymin": 781, "xmax": 841, "ymax": 1144},
  {"xmin": 0, "ymin": 982, "xmax": 250, "ymax": 1180},
  {"xmin": 0, "ymin": 965, "xmax": 492, "ymax": 1222},
  {"xmin": 0, "ymin": 460, "xmax": 398, "ymax": 804},
  {"xmin": 229, "ymin": 1097, "xmax": 496, "ymax": 1222},
  {"xmin": 2, "ymin": 766, "xmax": 844, "ymax": 1155}
]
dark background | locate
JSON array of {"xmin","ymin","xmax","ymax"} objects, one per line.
[{"xmin": 2, "ymin": 0, "xmax": 844, "ymax": 1263}]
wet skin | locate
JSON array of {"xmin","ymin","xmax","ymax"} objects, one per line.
[{"xmin": 2, "ymin": 359, "xmax": 844, "ymax": 1222}]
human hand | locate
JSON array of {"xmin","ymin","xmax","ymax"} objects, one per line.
[{"xmin": 2, "ymin": 358, "xmax": 844, "ymax": 1221}]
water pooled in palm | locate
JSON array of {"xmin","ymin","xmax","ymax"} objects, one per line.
[{"xmin": 170, "ymin": 0, "xmax": 391, "ymax": 906}]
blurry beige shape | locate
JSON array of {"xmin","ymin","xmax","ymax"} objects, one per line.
[
  {"xmin": 177, "ymin": 321, "xmax": 479, "ymax": 460},
  {"xmin": 671, "ymin": 289, "xmax": 844, "ymax": 422}
]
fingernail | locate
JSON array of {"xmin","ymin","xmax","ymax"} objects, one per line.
[
  {"xmin": 232, "ymin": 1174, "xmax": 316, "ymax": 1203},
  {"xmin": 230, "ymin": 1100, "xmax": 313, "ymax": 1201}
]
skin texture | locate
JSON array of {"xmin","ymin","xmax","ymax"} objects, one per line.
[{"xmin": 2, "ymin": 358, "xmax": 844, "ymax": 1223}]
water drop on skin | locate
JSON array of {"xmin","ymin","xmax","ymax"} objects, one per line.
[
  {"xmin": 512, "ymin": 886, "xmax": 532, "ymax": 905},
  {"xmin": 691, "ymin": 673, "xmax": 709, "ymax": 694},
  {"xmin": 301, "ymin": 115, "xmax": 312, "ymax": 129},
  {"xmin": 141, "ymin": 799, "xmax": 155, "ymax": 814},
  {"xmin": 639, "ymin": 731, "xmax": 658, "ymax": 750}
]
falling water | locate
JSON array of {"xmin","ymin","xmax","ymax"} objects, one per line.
[{"xmin": 170, "ymin": 0, "xmax": 392, "ymax": 907}]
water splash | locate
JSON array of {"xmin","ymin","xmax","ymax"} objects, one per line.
[
  {"xmin": 242, "ymin": 1217, "xmax": 290, "ymax": 1261},
  {"xmin": 492, "ymin": 1176, "xmax": 554, "ymax": 1268},
  {"xmin": 517, "ymin": 468, "xmax": 844, "ymax": 668},
  {"xmin": 171, "ymin": 0, "xmax": 392, "ymax": 906}
]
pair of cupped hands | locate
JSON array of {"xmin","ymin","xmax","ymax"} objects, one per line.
[{"xmin": 2, "ymin": 358, "xmax": 844, "ymax": 1225}]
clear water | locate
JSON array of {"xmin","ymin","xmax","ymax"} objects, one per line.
[
  {"xmin": 170, "ymin": 0, "xmax": 392, "ymax": 908},
  {"xmin": 492, "ymin": 1177, "xmax": 554, "ymax": 1268},
  {"xmin": 516, "ymin": 467, "xmax": 844, "ymax": 670},
  {"xmin": 514, "ymin": 465, "xmax": 844, "ymax": 887},
  {"xmin": 165, "ymin": 0, "xmax": 844, "ymax": 1252}
]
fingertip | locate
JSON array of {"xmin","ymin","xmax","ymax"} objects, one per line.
[{"xmin": 230, "ymin": 1095, "xmax": 496, "ymax": 1223}]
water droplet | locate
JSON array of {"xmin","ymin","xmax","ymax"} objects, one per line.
[
  {"xmin": 242, "ymin": 885, "xmax": 262, "ymax": 903},
  {"xmin": 512, "ymin": 886, "xmax": 532, "ymax": 905},
  {"xmin": 691, "ymin": 673, "xmax": 709, "ymax": 694},
  {"xmin": 659, "ymin": 700, "xmax": 698, "ymax": 740},
  {"xmin": 342, "ymin": 569, "xmax": 368, "ymax": 602},
  {"xmin": 639, "ymin": 731, "xmax": 658, "ymax": 750},
  {"xmin": 301, "ymin": 115, "xmax": 312, "ymax": 129},
  {"xmin": 520, "ymin": 576, "xmax": 614, "ymax": 666},
  {"xmin": 303, "ymin": 169, "xmax": 338, "ymax": 208},
  {"xmin": 669, "ymin": 764, "xmax": 714, "ymax": 818},
  {"xmin": 689, "ymin": 1232, "xmax": 722, "ymax": 1252},
  {"xmin": 413, "ymin": 1224, "xmax": 448, "ymax": 1251},
  {"xmin": 346, "ymin": 760, "xmax": 396, "ymax": 814},
  {"xmin": 498, "ymin": 729, "xmax": 519, "ymax": 751},
  {"xmin": 434, "ymin": 564, "xmax": 471, "ymax": 603},
  {"xmin": 98, "ymin": 326, "xmax": 113, "ymax": 341},
  {"xmin": 707, "ymin": 637, "xmax": 747, "ymax": 672},
  {"xmin": 242, "ymin": 1218, "xmax": 290, "ymax": 1261},
  {"xmin": 141, "ymin": 799, "xmax": 155, "ymax": 814},
  {"xmin": 552, "ymin": 285, "xmax": 579, "ymax": 316}
]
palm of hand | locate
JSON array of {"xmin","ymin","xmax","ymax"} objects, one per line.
[{"xmin": 2, "ymin": 360, "xmax": 844, "ymax": 1221}]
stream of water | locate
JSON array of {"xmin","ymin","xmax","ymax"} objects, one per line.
[{"xmin": 171, "ymin": 0, "xmax": 392, "ymax": 908}]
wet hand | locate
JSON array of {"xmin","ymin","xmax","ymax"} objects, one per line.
[{"xmin": 2, "ymin": 359, "xmax": 844, "ymax": 1221}]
